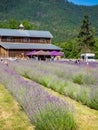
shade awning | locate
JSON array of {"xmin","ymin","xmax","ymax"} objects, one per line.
[
  {"xmin": 34, "ymin": 50, "xmax": 50, "ymax": 56},
  {"xmin": 50, "ymin": 51, "xmax": 64, "ymax": 56},
  {"xmin": 26, "ymin": 50, "xmax": 37, "ymax": 56},
  {"xmin": 26, "ymin": 50, "xmax": 64, "ymax": 56}
]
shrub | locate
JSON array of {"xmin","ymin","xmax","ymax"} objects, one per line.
[
  {"xmin": 73, "ymin": 73, "xmax": 96, "ymax": 85},
  {"xmin": 73, "ymin": 74, "xmax": 83, "ymax": 85},
  {"xmin": 7, "ymin": 60, "xmax": 98, "ymax": 110},
  {"xmin": 88, "ymin": 87, "xmax": 98, "ymax": 110},
  {"xmin": 76, "ymin": 87, "xmax": 90, "ymax": 105},
  {"xmin": 83, "ymin": 75, "xmax": 96, "ymax": 85},
  {"xmin": 32, "ymin": 103, "xmax": 77, "ymax": 130},
  {"xmin": 0, "ymin": 63, "xmax": 77, "ymax": 130}
]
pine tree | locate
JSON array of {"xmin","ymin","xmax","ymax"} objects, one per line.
[{"xmin": 77, "ymin": 15, "xmax": 95, "ymax": 53}]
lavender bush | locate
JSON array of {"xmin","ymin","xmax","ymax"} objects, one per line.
[
  {"xmin": 32, "ymin": 103, "xmax": 76, "ymax": 130},
  {"xmin": 7, "ymin": 60, "xmax": 98, "ymax": 110},
  {"xmin": 0, "ymin": 62, "xmax": 77, "ymax": 130},
  {"xmin": 89, "ymin": 87, "xmax": 98, "ymax": 109}
]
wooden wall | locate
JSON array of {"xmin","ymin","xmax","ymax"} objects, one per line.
[
  {"xmin": 0, "ymin": 48, "xmax": 58, "ymax": 58},
  {"xmin": 0, "ymin": 47, "xmax": 8, "ymax": 57},
  {"xmin": 1, "ymin": 36, "xmax": 51, "ymax": 44},
  {"xmin": 0, "ymin": 35, "xmax": 52, "ymax": 58}
]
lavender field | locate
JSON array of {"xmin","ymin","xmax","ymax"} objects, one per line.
[
  {"xmin": 0, "ymin": 61, "xmax": 77, "ymax": 130},
  {"xmin": 1, "ymin": 59, "xmax": 98, "ymax": 129},
  {"xmin": 8, "ymin": 59, "xmax": 98, "ymax": 110}
]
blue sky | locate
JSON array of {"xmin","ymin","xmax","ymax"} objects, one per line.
[{"xmin": 68, "ymin": 0, "xmax": 98, "ymax": 6}]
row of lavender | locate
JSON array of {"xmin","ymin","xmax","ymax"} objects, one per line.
[
  {"xmin": 0, "ymin": 62, "xmax": 77, "ymax": 130},
  {"xmin": 8, "ymin": 60, "xmax": 98, "ymax": 110}
]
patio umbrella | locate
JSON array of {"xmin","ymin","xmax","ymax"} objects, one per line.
[
  {"xmin": 26, "ymin": 50, "xmax": 37, "ymax": 56},
  {"xmin": 50, "ymin": 51, "xmax": 64, "ymax": 56},
  {"xmin": 34, "ymin": 50, "xmax": 50, "ymax": 56}
]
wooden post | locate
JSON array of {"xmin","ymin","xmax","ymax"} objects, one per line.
[{"xmin": 86, "ymin": 62, "xmax": 90, "ymax": 74}]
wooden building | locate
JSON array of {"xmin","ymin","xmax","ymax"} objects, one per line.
[{"xmin": 0, "ymin": 25, "xmax": 62, "ymax": 58}]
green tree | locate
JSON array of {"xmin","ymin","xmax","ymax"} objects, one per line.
[
  {"xmin": 22, "ymin": 20, "xmax": 34, "ymax": 30},
  {"xmin": 8, "ymin": 19, "xmax": 19, "ymax": 29},
  {"xmin": 77, "ymin": 15, "xmax": 95, "ymax": 54},
  {"xmin": 61, "ymin": 39, "xmax": 79, "ymax": 58},
  {"xmin": 0, "ymin": 19, "xmax": 34, "ymax": 30},
  {"xmin": 94, "ymin": 38, "xmax": 98, "ymax": 58}
]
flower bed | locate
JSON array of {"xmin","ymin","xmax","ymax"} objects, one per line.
[
  {"xmin": 0, "ymin": 62, "xmax": 77, "ymax": 130},
  {"xmin": 7, "ymin": 60, "xmax": 98, "ymax": 110}
]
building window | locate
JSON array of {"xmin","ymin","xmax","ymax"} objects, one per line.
[
  {"xmin": 40, "ymin": 38, "xmax": 46, "ymax": 43},
  {"xmin": 23, "ymin": 37, "xmax": 30, "ymax": 42},
  {"xmin": 7, "ymin": 37, "xmax": 13, "ymax": 42}
]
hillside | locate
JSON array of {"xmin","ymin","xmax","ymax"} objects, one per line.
[{"xmin": 0, "ymin": 0, "xmax": 98, "ymax": 43}]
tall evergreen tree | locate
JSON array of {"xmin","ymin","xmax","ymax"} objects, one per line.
[{"xmin": 77, "ymin": 15, "xmax": 95, "ymax": 53}]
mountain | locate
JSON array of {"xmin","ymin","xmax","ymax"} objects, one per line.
[{"xmin": 0, "ymin": 0, "xmax": 98, "ymax": 43}]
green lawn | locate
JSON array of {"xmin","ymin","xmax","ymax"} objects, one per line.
[{"xmin": 0, "ymin": 84, "xmax": 34, "ymax": 130}]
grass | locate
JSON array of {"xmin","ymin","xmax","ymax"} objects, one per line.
[
  {"xmin": 0, "ymin": 63, "xmax": 77, "ymax": 130},
  {"xmin": 43, "ymin": 86, "xmax": 98, "ymax": 130},
  {"xmin": 0, "ymin": 79, "xmax": 98, "ymax": 130},
  {"xmin": 9, "ymin": 60, "xmax": 98, "ymax": 110},
  {"xmin": 0, "ymin": 84, "xmax": 35, "ymax": 130},
  {"xmin": 32, "ymin": 104, "xmax": 77, "ymax": 130},
  {"xmin": 5, "ymin": 60, "xmax": 98, "ymax": 129}
]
